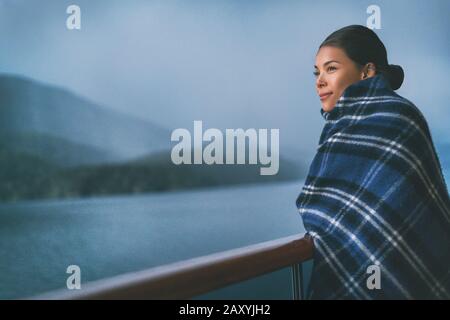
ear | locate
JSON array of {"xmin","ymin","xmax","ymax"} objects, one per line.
[{"xmin": 361, "ymin": 63, "xmax": 377, "ymax": 80}]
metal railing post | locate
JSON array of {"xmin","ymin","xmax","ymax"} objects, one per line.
[{"xmin": 291, "ymin": 262, "xmax": 304, "ymax": 300}]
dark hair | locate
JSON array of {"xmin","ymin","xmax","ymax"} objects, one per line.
[{"xmin": 320, "ymin": 25, "xmax": 404, "ymax": 90}]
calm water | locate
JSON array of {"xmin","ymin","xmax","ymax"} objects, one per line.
[{"xmin": 0, "ymin": 181, "xmax": 307, "ymax": 299}]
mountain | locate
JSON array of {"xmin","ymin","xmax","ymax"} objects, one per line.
[
  {"xmin": 0, "ymin": 131, "xmax": 117, "ymax": 167},
  {"xmin": 0, "ymin": 146, "xmax": 60, "ymax": 202},
  {"xmin": 88, "ymin": 149, "xmax": 304, "ymax": 197},
  {"xmin": 0, "ymin": 74, "xmax": 308, "ymax": 202},
  {"xmin": 0, "ymin": 74, "xmax": 170, "ymax": 163},
  {"xmin": 0, "ymin": 147, "xmax": 307, "ymax": 202}
]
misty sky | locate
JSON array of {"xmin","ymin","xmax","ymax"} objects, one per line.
[{"xmin": 0, "ymin": 0, "xmax": 448, "ymax": 159}]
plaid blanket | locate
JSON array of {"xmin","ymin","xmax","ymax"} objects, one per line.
[{"xmin": 296, "ymin": 74, "xmax": 450, "ymax": 299}]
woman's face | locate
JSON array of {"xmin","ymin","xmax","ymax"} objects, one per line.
[{"xmin": 314, "ymin": 46, "xmax": 367, "ymax": 112}]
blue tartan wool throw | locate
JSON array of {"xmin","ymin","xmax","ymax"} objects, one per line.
[{"xmin": 296, "ymin": 74, "xmax": 450, "ymax": 299}]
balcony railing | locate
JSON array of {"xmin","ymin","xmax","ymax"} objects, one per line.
[{"xmin": 33, "ymin": 233, "xmax": 314, "ymax": 300}]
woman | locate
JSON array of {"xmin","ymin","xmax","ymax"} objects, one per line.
[{"xmin": 296, "ymin": 25, "xmax": 450, "ymax": 299}]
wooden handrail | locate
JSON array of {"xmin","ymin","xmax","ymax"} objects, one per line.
[{"xmin": 32, "ymin": 233, "xmax": 314, "ymax": 300}]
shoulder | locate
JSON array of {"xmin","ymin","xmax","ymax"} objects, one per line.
[
  {"xmin": 380, "ymin": 96, "xmax": 430, "ymax": 142},
  {"xmin": 348, "ymin": 91, "xmax": 429, "ymax": 134},
  {"xmin": 323, "ymin": 94, "xmax": 433, "ymax": 155}
]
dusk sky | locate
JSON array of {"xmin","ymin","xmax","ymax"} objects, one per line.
[{"xmin": 0, "ymin": 0, "xmax": 448, "ymax": 159}]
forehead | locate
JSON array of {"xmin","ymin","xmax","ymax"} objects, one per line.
[{"xmin": 315, "ymin": 46, "xmax": 350, "ymax": 66}]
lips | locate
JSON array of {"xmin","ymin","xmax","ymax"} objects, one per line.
[{"xmin": 319, "ymin": 92, "xmax": 333, "ymax": 101}]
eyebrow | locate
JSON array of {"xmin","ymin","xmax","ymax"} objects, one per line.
[{"xmin": 314, "ymin": 60, "xmax": 341, "ymax": 69}]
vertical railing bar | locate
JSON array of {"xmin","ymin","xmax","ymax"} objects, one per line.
[
  {"xmin": 299, "ymin": 262, "xmax": 304, "ymax": 300},
  {"xmin": 291, "ymin": 263, "xmax": 302, "ymax": 300}
]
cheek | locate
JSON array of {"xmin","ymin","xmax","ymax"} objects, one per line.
[
  {"xmin": 332, "ymin": 77, "xmax": 349, "ymax": 96},
  {"xmin": 326, "ymin": 74, "xmax": 343, "ymax": 93},
  {"xmin": 337, "ymin": 71, "xmax": 361, "ymax": 93},
  {"xmin": 326, "ymin": 77, "xmax": 347, "ymax": 108}
]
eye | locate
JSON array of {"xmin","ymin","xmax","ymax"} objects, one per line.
[
  {"xmin": 314, "ymin": 65, "xmax": 337, "ymax": 77},
  {"xmin": 327, "ymin": 65, "xmax": 337, "ymax": 72}
]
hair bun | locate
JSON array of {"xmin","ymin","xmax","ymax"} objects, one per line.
[{"xmin": 386, "ymin": 64, "xmax": 404, "ymax": 90}]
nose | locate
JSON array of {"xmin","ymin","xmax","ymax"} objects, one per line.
[{"xmin": 316, "ymin": 73, "xmax": 326, "ymax": 90}]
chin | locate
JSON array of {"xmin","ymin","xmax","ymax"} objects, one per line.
[{"xmin": 321, "ymin": 104, "xmax": 335, "ymax": 112}]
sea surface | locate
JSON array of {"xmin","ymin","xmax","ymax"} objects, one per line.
[{"xmin": 0, "ymin": 180, "xmax": 308, "ymax": 299}]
